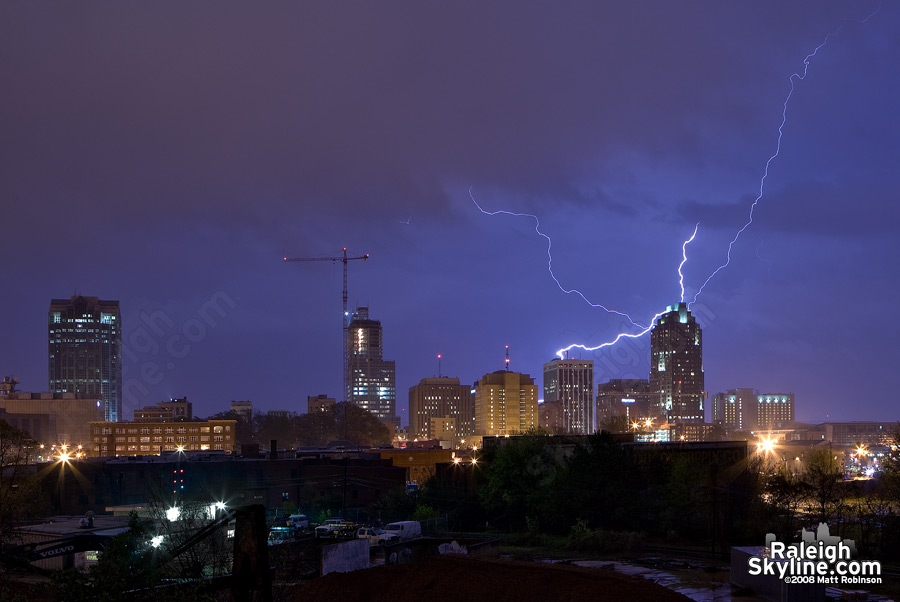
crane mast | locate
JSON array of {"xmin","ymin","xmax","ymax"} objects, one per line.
[{"xmin": 283, "ymin": 248, "xmax": 369, "ymax": 400}]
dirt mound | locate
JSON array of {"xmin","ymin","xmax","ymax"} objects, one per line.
[{"xmin": 292, "ymin": 555, "xmax": 692, "ymax": 602}]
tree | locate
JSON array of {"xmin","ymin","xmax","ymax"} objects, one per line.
[
  {"xmin": 332, "ymin": 402, "xmax": 391, "ymax": 446},
  {"xmin": 253, "ymin": 411, "xmax": 298, "ymax": 449},
  {"xmin": 803, "ymin": 445, "xmax": 844, "ymax": 524},
  {"xmin": 294, "ymin": 403, "xmax": 390, "ymax": 447},
  {"xmin": 762, "ymin": 461, "xmax": 809, "ymax": 540},
  {"xmin": 879, "ymin": 423, "xmax": 900, "ymax": 501},
  {"xmin": 0, "ymin": 420, "xmax": 46, "ymax": 551},
  {"xmin": 205, "ymin": 410, "xmax": 253, "ymax": 447},
  {"xmin": 479, "ymin": 435, "xmax": 559, "ymax": 530},
  {"xmin": 597, "ymin": 414, "xmax": 629, "ymax": 434}
]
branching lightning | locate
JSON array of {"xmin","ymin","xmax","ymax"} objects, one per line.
[
  {"xmin": 471, "ymin": 5, "xmax": 881, "ymax": 360},
  {"xmin": 469, "ymin": 188, "xmax": 645, "ymax": 329},
  {"xmin": 679, "ymin": 223, "xmax": 699, "ymax": 303},
  {"xmin": 689, "ymin": 6, "xmax": 881, "ymax": 307},
  {"xmin": 554, "ymin": 225, "xmax": 700, "ymax": 359}
]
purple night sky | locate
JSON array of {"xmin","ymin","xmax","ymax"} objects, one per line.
[{"xmin": 2, "ymin": 1, "xmax": 898, "ymax": 424}]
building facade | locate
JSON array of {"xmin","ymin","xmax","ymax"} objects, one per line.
[
  {"xmin": 0, "ymin": 391, "xmax": 105, "ymax": 448},
  {"xmin": 307, "ymin": 394, "xmax": 336, "ymax": 413},
  {"xmin": 230, "ymin": 400, "xmax": 253, "ymax": 420},
  {"xmin": 89, "ymin": 419, "xmax": 237, "ymax": 456},
  {"xmin": 538, "ymin": 400, "xmax": 564, "ymax": 433},
  {"xmin": 821, "ymin": 422, "xmax": 894, "ymax": 447},
  {"xmin": 596, "ymin": 379, "xmax": 653, "ymax": 425},
  {"xmin": 408, "ymin": 377, "xmax": 474, "ymax": 440},
  {"xmin": 474, "ymin": 370, "xmax": 538, "ymax": 436},
  {"xmin": 48, "ymin": 296, "xmax": 122, "ymax": 422},
  {"xmin": 133, "ymin": 397, "xmax": 193, "ymax": 422},
  {"xmin": 712, "ymin": 389, "xmax": 795, "ymax": 431},
  {"xmin": 543, "ymin": 359, "xmax": 594, "ymax": 434},
  {"xmin": 756, "ymin": 393, "xmax": 795, "ymax": 430},
  {"xmin": 649, "ymin": 303, "xmax": 704, "ymax": 423},
  {"xmin": 347, "ymin": 307, "xmax": 397, "ymax": 425}
]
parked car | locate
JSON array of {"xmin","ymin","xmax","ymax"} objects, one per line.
[
  {"xmin": 356, "ymin": 527, "xmax": 399, "ymax": 547},
  {"xmin": 383, "ymin": 520, "xmax": 422, "ymax": 541},
  {"xmin": 287, "ymin": 514, "xmax": 309, "ymax": 531},
  {"xmin": 315, "ymin": 518, "xmax": 355, "ymax": 538},
  {"xmin": 267, "ymin": 526, "xmax": 295, "ymax": 545}
]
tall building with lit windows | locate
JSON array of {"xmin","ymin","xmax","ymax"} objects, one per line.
[
  {"xmin": 649, "ymin": 303, "xmax": 704, "ymax": 424},
  {"xmin": 474, "ymin": 370, "xmax": 538, "ymax": 436},
  {"xmin": 409, "ymin": 377, "xmax": 474, "ymax": 440},
  {"xmin": 347, "ymin": 307, "xmax": 397, "ymax": 425},
  {"xmin": 49, "ymin": 296, "xmax": 122, "ymax": 422},
  {"xmin": 543, "ymin": 358, "xmax": 594, "ymax": 434},
  {"xmin": 712, "ymin": 389, "xmax": 794, "ymax": 431}
]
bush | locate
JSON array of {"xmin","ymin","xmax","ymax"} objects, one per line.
[{"xmin": 566, "ymin": 519, "xmax": 644, "ymax": 554}]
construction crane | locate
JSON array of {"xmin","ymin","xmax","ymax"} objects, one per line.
[{"xmin": 283, "ymin": 248, "xmax": 369, "ymax": 400}]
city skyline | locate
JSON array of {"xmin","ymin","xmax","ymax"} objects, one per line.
[{"xmin": 2, "ymin": 2, "xmax": 898, "ymax": 423}]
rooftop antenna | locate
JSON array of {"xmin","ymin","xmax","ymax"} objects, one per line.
[
  {"xmin": 437, "ymin": 354, "xmax": 442, "ymax": 378},
  {"xmin": 505, "ymin": 345, "xmax": 510, "ymax": 371}
]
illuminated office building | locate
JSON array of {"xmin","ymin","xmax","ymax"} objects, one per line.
[
  {"xmin": 649, "ymin": 303, "xmax": 704, "ymax": 423},
  {"xmin": 48, "ymin": 296, "xmax": 122, "ymax": 422},
  {"xmin": 596, "ymin": 379, "xmax": 653, "ymax": 424},
  {"xmin": 347, "ymin": 307, "xmax": 397, "ymax": 425},
  {"xmin": 409, "ymin": 377, "xmax": 474, "ymax": 440},
  {"xmin": 543, "ymin": 358, "xmax": 594, "ymax": 434},
  {"xmin": 474, "ymin": 370, "xmax": 538, "ymax": 436},
  {"xmin": 712, "ymin": 389, "xmax": 794, "ymax": 431}
]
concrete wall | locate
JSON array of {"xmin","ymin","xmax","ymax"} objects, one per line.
[
  {"xmin": 321, "ymin": 538, "xmax": 369, "ymax": 576},
  {"xmin": 731, "ymin": 546, "xmax": 825, "ymax": 602}
]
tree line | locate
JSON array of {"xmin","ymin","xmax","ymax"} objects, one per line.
[{"xmin": 206, "ymin": 402, "xmax": 392, "ymax": 450}]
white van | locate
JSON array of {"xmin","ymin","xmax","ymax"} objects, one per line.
[
  {"xmin": 383, "ymin": 520, "xmax": 421, "ymax": 541},
  {"xmin": 287, "ymin": 514, "xmax": 309, "ymax": 531}
]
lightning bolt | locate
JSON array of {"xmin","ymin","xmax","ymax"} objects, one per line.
[
  {"xmin": 471, "ymin": 5, "xmax": 882, "ymax": 360},
  {"xmin": 690, "ymin": 6, "xmax": 882, "ymax": 307},
  {"xmin": 554, "ymin": 225, "xmax": 701, "ymax": 359},
  {"xmin": 469, "ymin": 188, "xmax": 646, "ymax": 328},
  {"xmin": 679, "ymin": 223, "xmax": 699, "ymax": 303}
]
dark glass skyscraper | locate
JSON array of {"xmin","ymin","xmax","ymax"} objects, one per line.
[
  {"xmin": 649, "ymin": 303, "xmax": 704, "ymax": 423},
  {"xmin": 347, "ymin": 307, "xmax": 397, "ymax": 425},
  {"xmin": 48, "ymin": 296, "xmax": 122, "ymax": 422}
]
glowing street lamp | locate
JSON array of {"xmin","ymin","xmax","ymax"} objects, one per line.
[{"xmin": 756, "ymin": 437, "xmax": 776, "ymax": 455}]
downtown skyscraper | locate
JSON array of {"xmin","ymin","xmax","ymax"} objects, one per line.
[
  {"xmin": 408, "ymin": 377, "xmax": 474, "ymax": 441},
  {"xmin": 543, "ymin": 358, "xmax": 594, "ymax": 434},
  {"xmin": 347, "ymin": 307, "xmax": 397, "ymax": 427},
  {"xmin": 649, "ymin": 302, "xmax": 704, "ymax": 424},
  {"xmin": 474, "ymin": 369, "xmax": 538, "ymax": 436},
  {"xmin": 48, "ymin": 296, "xmax": 122, "ymax": 422}
]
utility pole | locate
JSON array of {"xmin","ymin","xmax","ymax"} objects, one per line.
[{"xmin": 284, "ymin": 249, "xmax": 369, "ymax": 400}]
